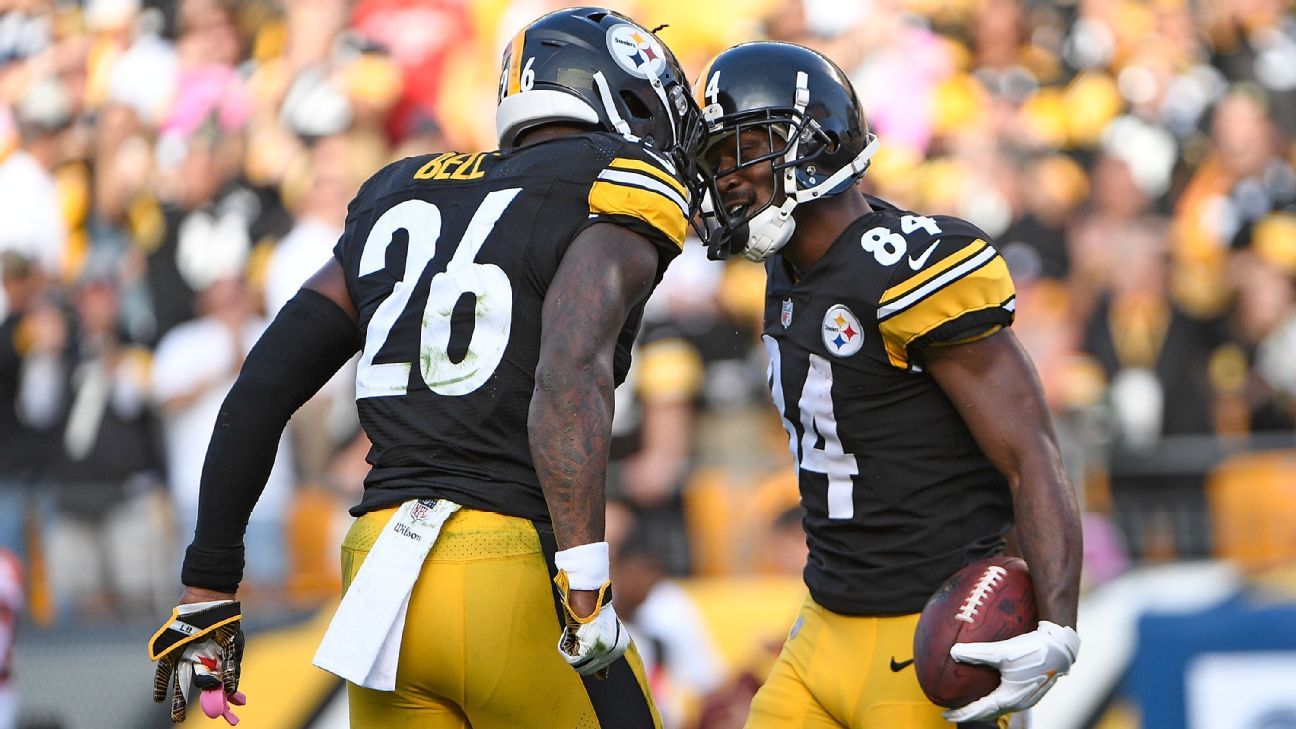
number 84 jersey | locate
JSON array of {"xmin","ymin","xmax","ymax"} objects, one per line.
[{"xmin": 763, "ymin": 196, "xmax": 1017, "ymax": 616}]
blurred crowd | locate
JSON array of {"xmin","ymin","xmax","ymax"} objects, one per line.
[{"xmin": 0, "ymin": 0, "xmax": 1295, "ymax": 726}]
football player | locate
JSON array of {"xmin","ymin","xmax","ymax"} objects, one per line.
[
  {"xmin": 148, "ymin": 8, "xmax": 705, "ymax": 728},
  {"xmin": 694, "ymin": 42, "xmax": 1082, "ymax": 728}
]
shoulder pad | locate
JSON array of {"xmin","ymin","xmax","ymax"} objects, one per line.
[
  {"xmin": 876, "ymin": 236, "xmax": 1015, "ymax": 369},
  {"xmin": 346, "ymin": 156, "xmax": 427, "ymax": 216},
  {"xmin": 929, "ymin": 215, "xmax": 991, "ymax": 243},
  {"xmin": 588, "ymin": 139, "xmax": 690, "ymax": 249}
]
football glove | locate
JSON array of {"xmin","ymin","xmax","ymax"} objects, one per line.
[
  {"xmin": 943, "ymin": 620, "xmax": 1080, "ymax": 722},
  {"xmin": 554, "ymin": 570, "xmax": 631, "ymax": 679},
  {"xmin": 149, "ymin": 600, "xmax": 247, "ymax": 725}
]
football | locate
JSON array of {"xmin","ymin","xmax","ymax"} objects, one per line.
[{"xmin": 912, "ymin": 556, "xmax": 1038, "ymax": 708}]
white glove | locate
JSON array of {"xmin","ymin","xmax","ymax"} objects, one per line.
[
  {"xmin": 149, "ymin": 600, "xmax": 247, "ymax": 725},
  {"xmin": 554, "ymin": 571, "xmax": 631, "ymax": 678},
  {"xmin": 943, "ymin": 620, "xmax": 1079, "ymax": 723}
]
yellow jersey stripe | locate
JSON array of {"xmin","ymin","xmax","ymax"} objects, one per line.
[
  {"xmin": 589, "ymin": 180, "xmax": 687, "ymax": 249},
  {"xmin": 507, "ymin": 31, "xmax": 526, "ymax": 96},
  {"xmin": 878, "ymin": 244, "xmax": 997, "ymax": 320},
  {"xmin": 879, "ymin": 255, "xmax": 1014, "ymax": 368},
  {"xmin": 609, "ymin": 157, "xmax": 688, "ymax": 200},
  {"xmin": 879, "ymin": 239, "xmax": 990, "ymax": 305},
  {"xmin": 597, "ymin": 169, "xmax": 688, "ymax": 216}
]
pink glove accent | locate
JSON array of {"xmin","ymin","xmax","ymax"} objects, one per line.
[{"xmin": 199, "ymin": 689, "xmax": 247, "ymax": 725}]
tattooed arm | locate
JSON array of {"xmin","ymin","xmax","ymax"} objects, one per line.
[
  {"xmin": 529, "ymin": 223, "xmax": 660, "ymax": 612},
  {"xmin": 926, "ymin": 329, "xmax": 1081, "ymax": 628}
]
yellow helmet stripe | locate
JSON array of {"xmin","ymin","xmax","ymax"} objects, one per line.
[
  {"xmin": 507, "ymin": 30, "xmax": 526, "ymax": 96},
  {"xmin": 694, "ymin": 54, "xmax": 719, "ymax": 107}
]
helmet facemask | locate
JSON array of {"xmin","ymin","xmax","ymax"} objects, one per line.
[
  {"xmin": 642, "ymin": 68, "xmax": 709, "ymax": 219},
  {"xmin": 696, "ymin": 71, "xmax": 879, "ymax": 261}
]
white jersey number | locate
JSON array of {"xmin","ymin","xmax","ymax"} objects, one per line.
[
  {"xmin": 764, "ymin": 336, "xmax": 859, "ymax": 519},
  {"xmin": 860, "ymin": 215, "xmax": 943, "ymax": 267},
  {"xmin": 356, "ymin": 189, "xmax": 520, "ymax": 399}
]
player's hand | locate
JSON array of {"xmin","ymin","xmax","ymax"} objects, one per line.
[
  {"xmin": 942, "ymin": 620, "xmax": 1079, "ymax": 722},
  {"xmin": 149, "ymin": 594, "xmax": 247, "ymax": 725},
  {"xmin": 555, "ymin": 573, "xmax": 631, "ymax": 678}
]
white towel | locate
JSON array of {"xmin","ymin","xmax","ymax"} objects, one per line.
[{"xmin": 313, "ymin": 498, "xmax": 460, "ymax": 690}]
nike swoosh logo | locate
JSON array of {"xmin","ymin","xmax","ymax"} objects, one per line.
[
  {"xmin": 907, "ymin": 241, "xmax": 939, "ymax": 270},
  {"xmin": 890, "ymin": 657, "xmax": 914, "ymax": 672}
]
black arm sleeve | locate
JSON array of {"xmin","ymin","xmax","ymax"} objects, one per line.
[{"xmin": 181, "ymin": 288, "xmax": 359, "ymax": 592}]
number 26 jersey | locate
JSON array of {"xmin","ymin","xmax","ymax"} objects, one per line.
[
  {"xmin": 764, "ymin": 196, "xmax": 1018, "ymax": 616},
  {"xmin": 333, "ymin": 133, "xmax": 689, "ymax": 523}
]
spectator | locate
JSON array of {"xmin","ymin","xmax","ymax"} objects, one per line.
[
  {"xmin": 0, "ymin": 78, "xmax": 70, "ymax": 317},
  {"xmin": 145, "ymin": 127, "xmax": 247, "ymax": 345},
  {"xmin": 615, "ymin": 243, "xmax": 763, "ymax": 575},
  {"xmin": 347, "ymin": 0, "xmax": 470, "ymax": 141},
  {"xmin": 46, "ymin": 261, "xmax": 164, "ymax": 616},
  {"xmin": 1000, "ymin": 152, "xmax": 1089, "ymax": 281},
  {"xmin": 264, "ymin": 133, "xmax": 360, "ymax": 496},
  {"xmin": 1069, "ymin": 150, "xmax": 1162, "ymax": 322},
  {"xmin": 1224, "ymin": 252, "xmax": 1296, "ymax": 432},
  {"xmin": 264, "ymin": 134, "xmax": 354, "ymax": 316},
  {"xmin": 755, "ymin": 506, "xmax": 808, "ymax": 578},
  {"xmin": 1081, "ymin": 229, "xmax": 1225, "ymax": 447},
  {"xmin": 612, "ymin": 521, "xmax": 725, "ymax": 729},
  {"xmin": 0, "ymin": 252, "xmax": 60, "ymax": 561},
  {"xmin": 151, "ymin": 275, "xmax": 295, "ymax": 589},
  {"xmin": 1173, "ymin": 88, "xmax": 1286, "ymax": 317}
]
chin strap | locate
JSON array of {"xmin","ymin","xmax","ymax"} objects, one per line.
[
  {"xmin": 790, "ymin": 134, "xmax": 879, "ymax": 204},
  {"xmin": 738, "ymin": 72, "xmax": 809, "ymax": 261},
  {"xmin": 593, "ymin": 71, "xmax": 636, "ymax": 140},
  {"xmin": 736, "ymin": 133, "xmax": 879, "ymax": 262},
  {"xmin": 644, "ymin": 64, "xmax": 677, "ymax": 148},
  {"xmin": 740, "ymin": 196, "xmax": 799, "ymax": 261},
  {"xmin": 779, "ymin": 72, "xmax": 811, "ymax": 201},
  {"xmin": 728, "ymin": 73, "xmax": 882, "ymax": 262}
]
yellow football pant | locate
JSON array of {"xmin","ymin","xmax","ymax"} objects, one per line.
[
  {"xmin": 745, "ymin": 595, "xmax": 1009, "ymax": 729},
  {"xmin": 341, "ymin": 506, "xmax": 662, "ymax": 729}
]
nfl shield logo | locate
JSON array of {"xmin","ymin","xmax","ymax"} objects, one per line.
[{"xmin": 781, "ymin": 299, "xmax": 794, "ymax": 328}]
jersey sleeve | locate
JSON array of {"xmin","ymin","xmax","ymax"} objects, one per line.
[
  {"xmin": 585, "ymin": 142, "xmax": 691, "ymax": 257},
  {"xmin": 876, "ymin": 235, "xmax": 1016, "ymax": 370}
]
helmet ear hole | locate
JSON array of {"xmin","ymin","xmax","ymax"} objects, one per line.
[
  {"xmin": 822, "ymin": 130, "xmax": 841, "ymax": 154},
  {"xmin": 618, "ymin": 90, "xmax": 653, "ymax": 120}
]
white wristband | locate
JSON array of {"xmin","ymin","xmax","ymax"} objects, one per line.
[
  {"xmin": 554, "ymin": 542, "xmax": 610, "ymax": 591},
  {"xmin": 176, "ymin": 600, "xmax": 231, "ymax": 615}
]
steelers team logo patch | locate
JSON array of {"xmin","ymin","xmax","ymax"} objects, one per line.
[
  {"xmin": 822, "ymin": 304, "xmax": 863, "ymax": 357},
  {"xmin": 605, "ymin": 24, "xmax": 666, "ymax": 79}
]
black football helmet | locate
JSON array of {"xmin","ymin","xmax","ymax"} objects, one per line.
[
  {"xmin": 693, "ymin": 42, "xmax": 879, "ymax": 260},
  {"xmin": 495, "ymin": 7, "xmax": 706, "ymax": 207}
]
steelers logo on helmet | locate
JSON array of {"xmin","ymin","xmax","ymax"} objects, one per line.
[
  {"xmin": 605, "ymin": 24, "xmax": 666, "ymax": 79},
  {"xmin": 822, "ymin": 305, "xmax": 864, "ymax": 357}
]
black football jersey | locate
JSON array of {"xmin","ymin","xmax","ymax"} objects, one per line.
[
  {"xmin": 333, "ymin": 133, "xmax": 690, "ymax": 522},
  {"xmin": 764, "ymin": 196, "xmax": 1017, "ymax": 615}
]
